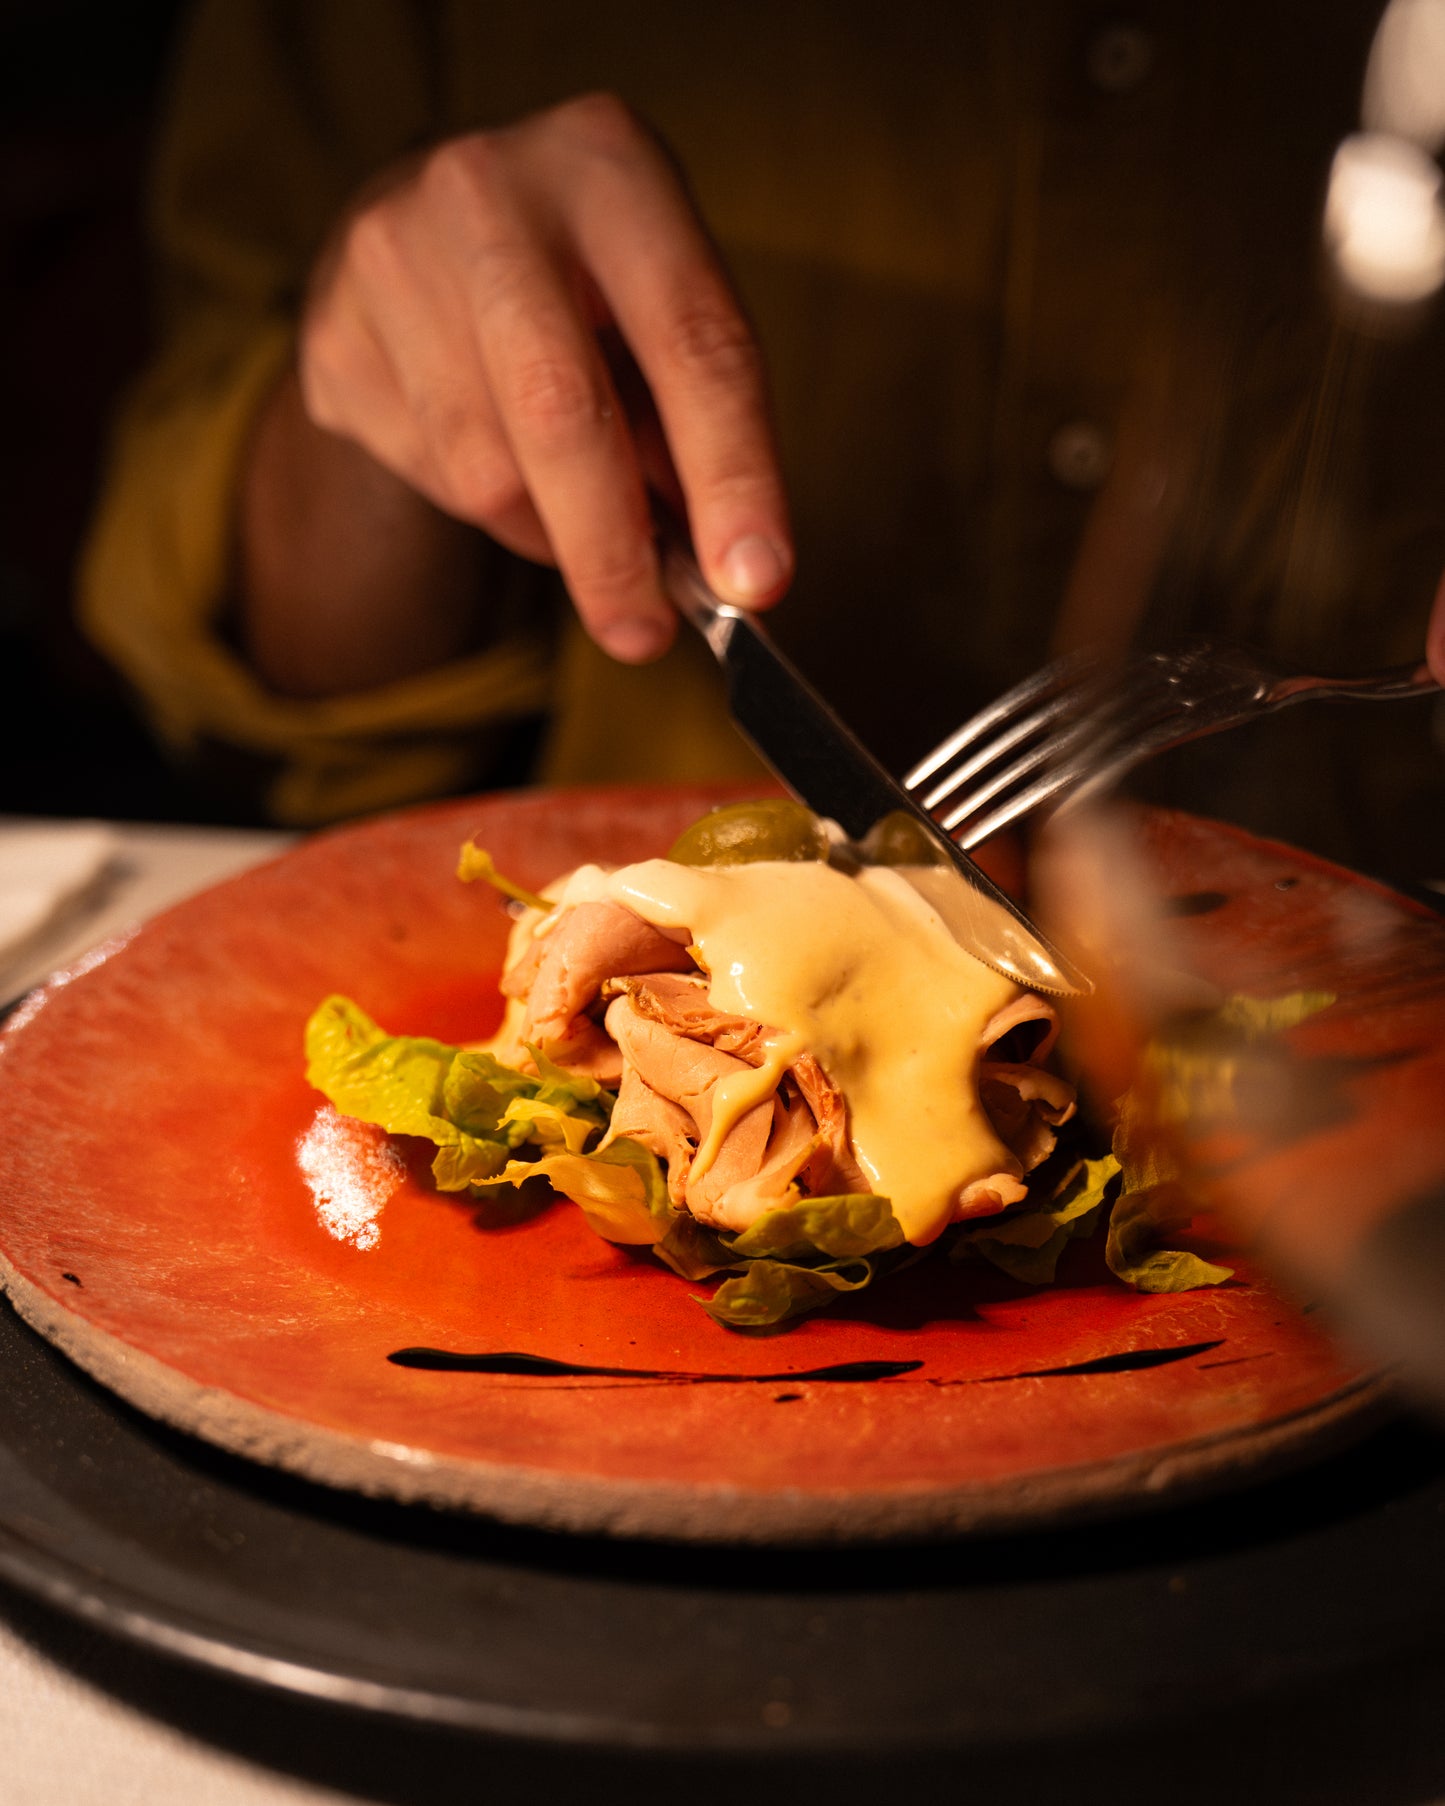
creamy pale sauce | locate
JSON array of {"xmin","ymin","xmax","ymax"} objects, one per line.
[
  {"xmin": 546, "ymin": 859, "xmax": 1022, "ymax": 1244},
  {"xmin": 689, "ymin": 1029, "xmax": 807, "ymax": 1185}
]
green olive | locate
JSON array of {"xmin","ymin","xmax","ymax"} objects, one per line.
[
  {"xmin": 667, "ymin": 798, "xmax": 831, "ymax": 867},
  {"xmin": 859, "ymin": 809, "xmax": 945, "ymax": 867}
]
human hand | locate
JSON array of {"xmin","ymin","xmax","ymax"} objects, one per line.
[{"xmin": 297, "ymin": 93, "xmax": 792, "ymax": 663}]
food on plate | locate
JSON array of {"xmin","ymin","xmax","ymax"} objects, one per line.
[{"xmin": 305, "ymin": 800, "xmax": 1250, "ymax": 1327}]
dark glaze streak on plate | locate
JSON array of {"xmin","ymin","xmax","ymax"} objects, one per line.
[
  {"xmin": 387, "ymin": 1348, "xmax": 923, "ymax": 1383},
  {"xmin": 1163, "ymin": 890, "xmax": 1231, "ymax": 917},
  {"xmin": 389, "ymin": 1342, "xmax": 1225, "ymax": 1386},
  {"xmin": 926, "ymin": 1339, "xmax": 1228, "ymax": 1385}
]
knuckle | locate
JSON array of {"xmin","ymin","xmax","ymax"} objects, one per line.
[
  {"xmin": 341, "ymin": 203, "xmax": 409, "ymax": 287},
  {"xmin": 297, "ymin": 328, "xmax": 354, "ymax": 431},
  {"xmin": 449, "ymin": 459, "xmax": 525, "ymax": 526},
  {"xmin": 571, "ymin": 540, "xmax": 657, "ymax": 611},
  {"xmin": 417, "ymin": 141, "xmax": 536, "ymax": 302},
  {"xmin": 417, "ymin": 407, "xmax": 517, "ymax": 519},
  {"xmin": 419, "ymin": 398, "xmax": 479, "ymax": 465},
  {"xmin": 421, "ymin": 130, "xmax": 507, "ymax": 217},
  {"xmin": 506, "ymin": 356, "xmax": 609, "ymax": 452},
  {"xmin": 549, "ymin": 90, "xmax": 645, "ymax": 157},
  {"xmin": 659, "ymin": 297, "xmax": 762, "ymax": 388}
]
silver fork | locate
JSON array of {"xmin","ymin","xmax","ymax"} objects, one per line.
[{"xmin": 904, "ymin": 639, "xmax": 1440, "ymax": 850}]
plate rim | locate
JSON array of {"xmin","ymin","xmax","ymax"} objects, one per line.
[
  {"xmin": 0, "ymin": 1249, "xmax": 1395, "ymax": 1545},
  {"xmin": 0, "ymin": 1287, "xmax": 1424, "ymax": 1759},
  {"xmin": 0, "ymin": 786, "xmax": 1423, "ymax": 1545}
]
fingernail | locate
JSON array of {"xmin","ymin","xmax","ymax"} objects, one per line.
[
  {"xmin": 598, "ymin": 617, "xmax": 673, "ymax": 663},
  {"xmin": 719, "ymin": 534, "xmax": 788, "ymax": 604}
]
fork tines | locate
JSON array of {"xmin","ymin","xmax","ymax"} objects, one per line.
[{"xmin": 903, "ymin": 652, "xmax": 1108, "ymax": 849}]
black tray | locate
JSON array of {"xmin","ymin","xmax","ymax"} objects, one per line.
[{"xmin": 5, "ymin": 1291, "xmax": 1445, "ymax": 1794}]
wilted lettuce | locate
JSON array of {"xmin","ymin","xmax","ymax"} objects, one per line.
[
  {"xmin": 952, "ymin": 1153, "xmax": 1119, "ymax": 1286},
  {"xmin": 304, "ymin": 996, "xmax": 612, "ymax": 1193},
  {"xmin": 302, "ymin": 986, "xmax": 1333, "ymax": 1329},
  {"xmin": 1096, "ymin": 989, "xmax": 1336, "ymax": 1293},
  {"xmin": 677, "ymin": 1193, "xmax": 907, "ymax": 1329},
  {"xmin": 701, "ymin": 1256, "xmax": 878, "ymax": 1329},
  {"xmin": 476, "ymin": 1137, "xmax": 676, "ymax": 1246}
]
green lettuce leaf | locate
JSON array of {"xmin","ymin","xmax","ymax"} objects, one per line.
[
  {"xmin": 306, "ymin": 996, "xmax": 474, "ymax": 1142},
  {"xmin": 436, "ymin": 1050, "xmax": 545, "ymax": 1138},
  {"xmin": 665, "ymin": 1194, "xmax": 906, "ymax": 1327},
  {"xmin": 653, "ymin": 1212, "xmax": 738, "ymax": 1281},
  {"xmin": 726, "ymin": 1193, "xmax": 904, "ymax": 1262},
  {"xmin": 1215, "ymin": 991, "xmax": 1336, "ymax": 1040},
  {"xmin": 475, "ymin": 1136, "xmax": 675, "ymax": 1245},
  {"xmin": 955, "ymin": 1153, "xmax": 1119, "ymax": 1285},
  {"xmin": 701, "ymin": 1255, "xmax": 876, "ymax": 1329},
  {"xmin": 430, "ymin": 1138, "xmax": 511, "ymax": 1190},
  {"xmin": 496, "ymin": 1096, "xmax": 598, "ymax": 1154},
  {"xmin": 304, "ymin": 996, "xmax": 611, "ymax": 1194},
  {"xmin": 1105, "ymin": 1181, "xmax": 1234, "ymax": 1292}
]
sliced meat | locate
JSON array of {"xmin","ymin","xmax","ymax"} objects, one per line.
[
  {"xmin": 499, "ymin": 919, "xmax": 548, "ymax": 1002},
  {"xmin": 604, "ymin": 1063, "xmax": 697, "ymax": 1207},
  {"xmin": 608, "ymin": 975, "xmax": 867, "ymax": 1209},
  {"xmin": 957, "ymin": 1168, "xmax": 1030, "ymax": 1219},
  {"xmin": 790, "ymin": 1054, "xmax": 871, "ymax": 1196},
  {"xmin": 510, "ymin": 902, "xmax": 695, "ymax": 1068},
  {"xmin": 980, "ymin": 993, "xmax": 1062, "ymax": 1065},
  {"xmin": 604, "ymin": 993, "xmax": 773, "ymax": 1228},
  {"xmin": 980, "ymin": 1061, "xmax": 1077, "ymax": 1172},
  {"xmin": 539, "ymin": 1017, "xmax": 625, "ymax": 1086},
  {"xmin": 501, "ymin": 896, "xmax": 1078, "ymax": 1244},
  {"xmin": 711, "ymin": 1094, "xmax": 822, "ymax": 1226},
  {"xmin": 602, "ymin": 971, "xmax": 774, "ymax": 1064}
]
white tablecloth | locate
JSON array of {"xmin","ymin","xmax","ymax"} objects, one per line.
[
  {"xmin": 0, "ymin": 818, "xmax": 355, "ymax": 1804},
  {"xmin": 0, "ymin": 816, "xmax": 294, "ymax": 1007},
  {"xmin": 0, "ymin": 1614, "xmax": 349, "ymax": 1806}
]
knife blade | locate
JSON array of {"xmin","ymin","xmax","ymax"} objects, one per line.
[{"xmin": 657, "ymin": 530, "xmax": 1091, "ymax": 996}]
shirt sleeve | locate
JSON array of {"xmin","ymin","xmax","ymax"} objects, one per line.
[{"xmin": 76, "ymin": 0, "xmax": 556, "ymax": 826}]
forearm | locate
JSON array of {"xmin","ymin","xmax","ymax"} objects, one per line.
[{"xmin": 237, "ymin": 366, "xmax": 493, "ymax": 698}]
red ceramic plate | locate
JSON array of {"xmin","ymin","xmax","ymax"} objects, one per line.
[{"xmin": 0, "ymin": 786, "xmax": 1429, "ymax": 1544}]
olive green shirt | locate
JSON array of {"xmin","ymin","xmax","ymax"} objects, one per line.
[{"xmin": 80, "ymin": 0, "xmax": 1444, "ymax": 872}]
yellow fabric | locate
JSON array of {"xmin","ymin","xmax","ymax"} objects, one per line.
[
  {"xmin": 78, "ymin": 0, "xmax": 1445, "ymax": 864},
  {"xmin": 80, "ymin": 315, "xmax": 563, "ymax": 821}
]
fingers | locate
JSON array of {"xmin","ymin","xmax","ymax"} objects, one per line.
[
  {"xmin": 302, "ymin": 179, "xmax": 554, "ymax": 568},
  {"xmin": 556, "ymin": 99, "xmax": 793, "ymax": 611},
  {"xmin": 297, "ymin": 96, "xmax": 791, "ymax": 667},
  {"xmin": 441, "ymin": 136, "xmax": 677, "ymax": 659}
]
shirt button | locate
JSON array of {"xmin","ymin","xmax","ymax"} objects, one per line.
[
  {"xmin": 1047, "ymin": 421, "xmax": 1113, "ymax": 490},
  {"xmin": 1085, "ymin": 22, "xmax": 1154, "ymax": 93}
]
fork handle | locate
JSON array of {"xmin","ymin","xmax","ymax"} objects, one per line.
[{"xmin": 1266, "ymin": 660, "xmax": 1439, "ymax": 707}]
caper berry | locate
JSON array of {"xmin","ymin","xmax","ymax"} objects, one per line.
[
  {"xmin": 859, "ymin": 809, "xmax": 944, "ymax": 867},
  {"xmin": 667, "ymin": 798, "xmax": 831, "ymax": 866}
]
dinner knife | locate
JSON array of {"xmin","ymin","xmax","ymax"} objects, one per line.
[{"xmin": 656, "ymin": 525, "xmax": 1091, "ymax": 996}]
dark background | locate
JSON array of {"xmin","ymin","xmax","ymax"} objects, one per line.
[
  {"xmin": 0, "ymin": 0, "xmax": 237, "ymax": 825},
  {"xmin": 4, "ymin": 2, "xmax": 1442, "ymax": 873}
]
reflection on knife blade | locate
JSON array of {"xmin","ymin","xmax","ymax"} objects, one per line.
[{"xmin": 656, "ymin": 528, "xmax": 1091, "ymax": 997}]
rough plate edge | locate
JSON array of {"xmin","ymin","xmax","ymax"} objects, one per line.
[{"xmin": 0, "ymin": 1254, "xmax": 1394, "ymax": 1547}]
